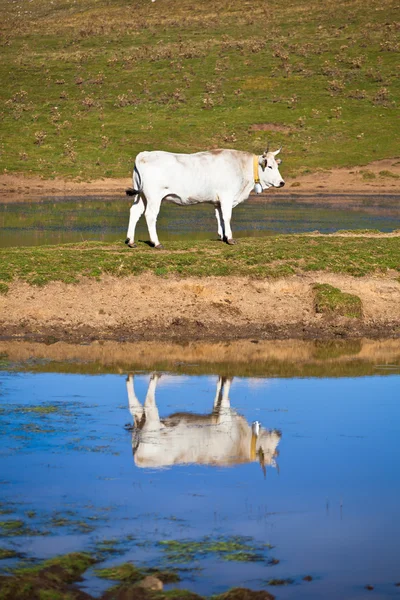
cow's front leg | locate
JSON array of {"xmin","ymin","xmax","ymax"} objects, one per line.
[
  {"xmin": 126, "ymin": 196, "xmax": 145, "ymax": 248},
  {"xmin": 144, "ymin": 199, "xmax": 163, "ymax": 249},
  {"xmin": 220, "ymin": 201, "xmax": 235, "ymax": 245}
]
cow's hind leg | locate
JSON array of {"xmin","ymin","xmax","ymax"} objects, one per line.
[
  {"xmin": 126, "ymin": 195, "xmax": 145, "ymax": 248},
  {"xmin": 215, "ymin": 205, "xmax": 225, "ymax": 241},
  {"xmin": 144, "ymin": 198, "xmax": 163, "ymax": 249},
  {"xmin": 220, "ymin": 200, "xmax": 235, "ymax": 245},
  {"xmin": 213, "ymin": 376, "xmax": 223, "ymax": 410},
  {"xmin": 143, "ymin": 373, "xmax": 162, "ymax": 429},
  {"xmin": 126, "ymin": 374, "xmax": 145, "ymax": 428}
]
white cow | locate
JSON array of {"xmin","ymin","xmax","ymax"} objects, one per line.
[
  {"xmin": 125, "ymin": 147, "xmax": 285, "ymax": 248},
  {"xmin": 126, "ymin": 374, "xmax": 281, "ymax": 473}
]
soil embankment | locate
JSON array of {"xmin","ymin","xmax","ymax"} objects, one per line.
[{"xmin": 0, "ymin": 272, "xmax": 399, "ymax": 343}]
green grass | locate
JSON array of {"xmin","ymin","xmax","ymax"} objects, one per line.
[
  {"xmin": 0, "ymin": 235, "xmax": 398, "ymax": 290},
  {"xmin": 379, "ymin": 170, "xmax": 399, "ymax": 179},
  {"xmin": 314, "ymin": 283, "xmax": 363, "ymax": 318},
  {"xmin": 0, "ymin": 0, "xmax": 399, "ymax": 179},
  {"xmin": 95, "ymin": 562, "xmax": 142, "ymax": 582},
  {"xmin": 0, "ymin": 553, "xmax": 97, "ymax": 600},
  {"xmin": 13, "ymin": 552, "xmax": 96, "ymax": 582}
]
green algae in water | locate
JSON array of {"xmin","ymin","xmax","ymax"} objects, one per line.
[
  {"xmin": 266, "ymin": 578, "xmax": 294, "ymax": 586},
  {"xmin": 95, "ymin": 562, "xmax": 143, "ymax": 582},
  {"xmin": 158, "ymin": 536, "xmax": 269, "ymax": 564},
  {"xmin": 0, "ymin": 521, "xmax": 24, "ymax": 534},
  {"xmin": 13, "ymin": 552, "xmax": 97, "ymax": 583},
  {"xmin": 0, "ymin": 548, "xmax": 19, "ymax": 560}
]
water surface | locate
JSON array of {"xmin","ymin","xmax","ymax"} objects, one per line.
[
  {"xmin": 0, "ymin": 362, "xmax": 399, "ymax": 599},
  {"xmin": 0, "ymin": 194, "xmax": 399, "ymax": 247}
]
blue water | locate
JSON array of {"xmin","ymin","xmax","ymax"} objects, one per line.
[{"xmin": 0, "ymin": 371, "xmax": 399, "ymax": 599}]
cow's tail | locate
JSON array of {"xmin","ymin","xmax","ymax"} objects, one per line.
[{"xmin": 125, "ymin": 163, "xmax": 143, "ymax": 203}]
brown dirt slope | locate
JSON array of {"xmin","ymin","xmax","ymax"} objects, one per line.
[{"xmin": 0, "ymin": 272, "xmax": 399, "ymax": 343}]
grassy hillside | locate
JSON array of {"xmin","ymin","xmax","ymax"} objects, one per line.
[{"xmin": 0, "ymin": 0, "xmax": 398, "ymax": 179}]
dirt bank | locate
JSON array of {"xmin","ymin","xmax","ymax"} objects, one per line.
[
  {"xmin": 1, "ymin": 158, "xmax": 399, "ymax": 202},
  {"xmin": 1, "ymin": 273, "xmax": 399, "ymax": 343}
]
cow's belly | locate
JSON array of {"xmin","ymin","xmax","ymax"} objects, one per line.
[
  {"xmin": 163, "ymin": 193, "xmax": 216, "ymax": 206},
  {"xmin": 135, "ymin": 424, "xmax": 244, "ymax": 468},
  {"xmin": 145, "ymin": 173, "xmax": 223, "ymax": 205}
]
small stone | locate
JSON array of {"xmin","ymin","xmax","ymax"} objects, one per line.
[
  {"xmin": 303, "ymin": 575, "xmax": 313, "ymax": 582},
  {"xmin": 137, "ymin": 576, "xmax": 163, "ymax": 591}
]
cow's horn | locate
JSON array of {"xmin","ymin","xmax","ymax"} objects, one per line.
[
  {"xmin": 272, "ymin": 146, "xmax": 282, "ymax": 156},
  {"xmin": 265, "ymin": 141, "xmax": 270, "ymax": 154}
]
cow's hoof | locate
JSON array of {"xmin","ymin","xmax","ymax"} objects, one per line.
[
  {"xmin": 155, "ymin": 243, "xmax": 164, "ymax": 250},
  {"xmin": 226, "ymin": 238, "xmax": 236, "ymax": 245},
  {"xmin": 125, "ymin": 238, "xmax": 137, "ymax": 248}
]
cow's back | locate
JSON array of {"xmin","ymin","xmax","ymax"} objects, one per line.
[{"xmin": 134, "ymin": 412, "xmax": 251, "ymax": 468}]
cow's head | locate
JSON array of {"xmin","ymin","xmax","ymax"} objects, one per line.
[
  {"xmin": 258, "ymin": 147, "xmax": 285, "ymax": 189},
  {"xmin": 252, "ymin": 426, "xmax": 281, "ymax": 477}
]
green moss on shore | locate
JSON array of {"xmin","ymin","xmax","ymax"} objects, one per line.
[{"xmin": 314, "ymin": 283, "xmax": 363, "ymax": 318}]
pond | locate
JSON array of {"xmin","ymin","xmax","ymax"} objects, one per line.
[
  {"xmin": 0, "ymin": 194, "xmax": 399, "ymax": 247},
  {"xmin": 0, "ymin": 344, "xmax": 399, "ymax": 599}
]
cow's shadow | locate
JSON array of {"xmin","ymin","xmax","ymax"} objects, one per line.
[{"xmin": 126, "ymin": 374, "xmax": 281, "ymax": 473}]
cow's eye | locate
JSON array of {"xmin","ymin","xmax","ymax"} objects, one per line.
[{"xmin": 268, "ymin": 165, "xmax": 273, "ymax": 169}]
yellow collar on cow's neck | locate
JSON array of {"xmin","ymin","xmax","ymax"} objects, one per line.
[
  {"xmin": 253, "ymin": 155, "xmax": 260, "ymax": 184},
  {"xmin": 250, "ymin": 432, "xmax": 257, "ymax": 461}
]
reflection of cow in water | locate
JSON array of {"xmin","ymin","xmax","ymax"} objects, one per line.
[{"xmin": 126, "ymin": 374, "xmax": 281, "ymax": 473}]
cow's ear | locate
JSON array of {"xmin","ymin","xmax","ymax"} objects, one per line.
[
  {"xmin": 276, "ymin": 158, "xmax": 282, "ymax": 165},
  {"xmin": 259, "ymin": 156, "xmax": 267, "ymax": 171}
]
